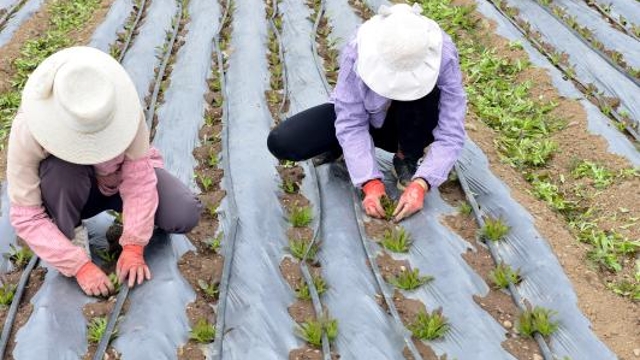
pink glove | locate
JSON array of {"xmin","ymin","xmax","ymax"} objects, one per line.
[
  {"xmin": 393, "ymin": 180, "xmax": 428, "ymax": 222},
  {"xmin": 116, "ymin": 245, "xmax": 151, "ymax": 287},
  {"xmin": 362, "ymin": 179, "xmax": 387, "ymax": 219},
  {"xmin": 76, "ymin": 262, "xmax": 114, "ymax": 297}
]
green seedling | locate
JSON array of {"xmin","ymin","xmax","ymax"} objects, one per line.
[
  {"xmin": 207, "ymin": 233, "xmax": 223, "ymax": 253},
  {"xmin": 288, "ymin": 205, "xmax": 313, "ymax": 228},
  {"xmin": 108, "ymin": 273, "xmax": 121, "ymax": 294},
  {"xmin": 207, "ymin": 204, "xmax": 218, "ymax": 218},
  {"xmin": 607, "ymin": 280, "xmax": 640, "ymax": 301},
  {"xmin": 197, "ymin": 174, "xmax": 214, "ymax": 192},
  {"xmin": 0, "ymin": 283, "xmax": 16, "ymax": 307},
  {"xmin": 3, "ymin": 244, "xmax": 33, "ymax": 269},
  {"xmin": 296, "ymin": 317, "xmax": 338, "ymax": 348},
  {"xmin": 408, "ymin": 309, "xmax": 449, "ymax": 340},
  {"xmin": 380, "ymin": 195, "xmax": 397, "ymax": 221},
  {"xmin": 87, "ymin": 316, "xmax": 116, "ymax": 344},
  {"xmin": 198, "ymin": 279, "xmax": 219, "ymax": 299},
  {"xmin": 479, "ymin": 217, "xmax": 510, "ymax": 242},
  {"xmin": 208, "ymin": 153, "xmax": 219, "ymax": 167},
  {"xmin": 294, "ymin": 275, "xmax": 328, "ymax": 301},
  {"xmin": 572, "ymin": 161, "xmax": 614, "ymax": 189},
  {"xmin": 280, "ymin": 160, "xmax": 297, "ymax": 168},
  {"xmin": 489, "ymin": 263, "xmax": 522, "ymax": 289},
  {"xmin": 189, "ymin": 319, "xmax": 216, "ymax": 343},
  {"xmin": 287, "ymin": 238, "xmax": 318, "ymax": 262},
  {"xmin": 96, "ymin": 249, "xmax": 118, "ymax": 264},
  {"xmin": 281, "ymin": 178, "xmax": 298, "ymax": 194},
  {"xmin": 459, "ymin": 202, "xmax": 473, "ymax": 216},
  {"xmin": 517, "ymin": 306, "xmax": 559, "ymax": 337},
  {"xmin": 389, "ymin": 268, "xmax": 434, "ymax": 291},
  {"xmin": 380, "ymin": 227, "xmax": 412, "ymax": 253}
]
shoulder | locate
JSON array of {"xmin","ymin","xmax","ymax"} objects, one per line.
[{"xmin": 8, "ymin": 110, "xmax": 47, "ymax": 158}]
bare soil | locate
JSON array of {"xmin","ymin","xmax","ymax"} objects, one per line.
[
  {"xmin": 289, "ymin": 346, "xmax": 323, "ymax": 360},
  {"xmin": 364, "ymin": 217, "xmax": 394, "ymax": 241},
  {"xmin": 376, "ymin": 252, "xmax": 410, "ymax": 281}
]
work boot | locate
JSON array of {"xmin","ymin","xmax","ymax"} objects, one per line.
[
  {"xmin": 393, "ymin": 154, "xmax": 419, "ymax": 190},
  {"xmin": 71, "ymin": 224, "xmax": 91, "ymax": 256},
  {"xmin": 312, "ymin": 148, "xmax": 343, "ymax": 167}
]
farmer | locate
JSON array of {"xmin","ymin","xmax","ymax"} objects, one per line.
[
  {"xmin": 7, "ymin": 47, "xmax": 202, "ymax": 297},
  {"xmin": 267, "ymin": 4, "xmax": 466, "ymax": 222}
]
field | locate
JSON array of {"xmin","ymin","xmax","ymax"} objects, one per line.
[{"xmin": 0, "ymin": 0, "xmax": 638, "ymax": 359}]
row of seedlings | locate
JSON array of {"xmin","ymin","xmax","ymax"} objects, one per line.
[
  {"xmin": 108, "ymin": 0, "xmax": 151, "ymax": 62},
  {"xmin": 176, "ymin": 0, "xmax": 234, "ymax": 357},
  {"xmin": 267, "ymin": 1, "xmax": 337, "ymax": 358},
  {"xmin": 307, "ymin": 0, "xmax": 338, "ymax": 87},
  {"xmin": 486, "ymin": 0, "xmax": 640, "ymax": 142},
  {"xmin": 342, "ymin": 4, "xmax": 446, "ymax": 359},
  {"xmin": 84, "ymin": 2, "xmax": 190, "ymax": 358},
  {"xmin": 583, "ymin": 0, "xmax": 640, "ymax": 41},
  {"xmin": 536, "ymin": 0, "xmax": 640, "ymax": 80},
  {"xmin": 480, "ymin": 0, "xmax": 640, "ymax": 302},
  {"xmin": 0, "ymin": 0, "xmax": 110, "ymax": 357}
]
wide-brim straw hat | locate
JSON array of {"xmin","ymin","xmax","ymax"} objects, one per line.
[
  {"xmin": 356, "ymin": 4, "xmax": 443, "ymax": 101},
  {"xmin": 21, "ymin": 46, "xmax": 141, "ymax": 165}
]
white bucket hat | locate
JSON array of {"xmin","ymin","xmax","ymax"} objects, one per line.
[
  {"xmin": 21, "ymin": 46, "xmax": 142, "ymax": 165},
  {"xmin": 356, "ymin": 4, "xmax": 443, "ymax": 101}
]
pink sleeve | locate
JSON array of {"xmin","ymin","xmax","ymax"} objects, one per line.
[
  {"xmin": 10, "ymin": 205, "xmax": 90, "ymax": 277},
  {"xmin": 118, "ymin": 155, "xmax": 158, "ymax": 246}
]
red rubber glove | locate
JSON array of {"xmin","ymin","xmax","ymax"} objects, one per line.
[
  {"xmin": 116, "ymin": 245, "xmax": 151, "ymax": 287},
  {"xmin": 76, "ymin": 261, "xmax": 114, "ymax": 297},
  {"xmin": 362, "ymin": 179, "xmax": 387, "ymax": 219},
  {"xmin": 393, "ymin": 180, "xmax": 428, "ymax": 222}
]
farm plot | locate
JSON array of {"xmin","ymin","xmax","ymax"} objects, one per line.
[{"xmin": 0, "ymin": 0, "xmax": 637, "ymax": 359}]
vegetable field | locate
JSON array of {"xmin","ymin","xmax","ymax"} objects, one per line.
[{"xmin": 0, "ymin": 0, "xmax": 638, "ymax": 359}]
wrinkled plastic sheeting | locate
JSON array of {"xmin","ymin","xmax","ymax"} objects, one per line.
[
  {"xmin": 324, "ymin": 0, "xmax": 361, "ymax": 50},
  {"xmin": 473, "ymin": 0, "xmax": 640, "ymax": 166},
  {"xmin": 594, "ymin": 0, "xmax": 640, "ymax": 31},
  {"xmin": 501, "ymin": 0, "xmax": 640, "ymax": 129},
  {"xmin": 0, "ymin": 0, "xmax": 46, "ymax": 47},
  {"xmin": 121, "ymin": 0, "xmax": 177, "ymax": 101},
  {"xmin": 0, "ymin": 0, "xmax": 17, "ymax": 10},
  {"xmin": 88, "ymin": 0, "xmax": 133, "ymax": 52},
  {"xmin": 220, "ymin": 0, "xmax": 299, "ymax": 358},
  {"xmin": 0, "ymin": 184, "xmax": 17, "ymax": 273},
  {"xmin": 457, "ymin": 140, "xmax": 616, "ymax": 359},
  {"xmin": 551, "ymin": 0, "xmax": 640, "ymax": 69}
]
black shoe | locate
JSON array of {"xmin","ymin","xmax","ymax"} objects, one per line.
[
  {"xmin": 393, "ymin": 154, "xmax": 418, "ymax": 190},
  {"xmin": 312, "ymin": 149, "xmax": 343, "ymax": 167}
]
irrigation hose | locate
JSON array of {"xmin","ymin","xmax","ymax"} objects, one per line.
[
  {"xmin": 309, "ymin": 0, "xmax": 332, "ymax": 95},
  {"xmin": 92, "ymin": 284, "xmax": 130, "ymax": 360},
  {"xmin": 118, "ymin": 0, "xmax": 150, "ymax": 63},
  {"xmin": 583, "ymin": 0, "xmax": 640, "ymax": 42},
  {"xmin": 453, "ymin": 164, "xmax": 555, "ymax": 360},
  {"xmin": 0, "ymin": 255, "xmax": 39, "ymax": 359},
  {"xmin": 268, "ymin": 0, "xmax": 290, "ymax": 118}
]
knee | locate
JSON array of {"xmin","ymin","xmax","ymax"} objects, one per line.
[
  {"xmin": 267, "ymin": 126, "xmax": 301, "ymax": 161},
  {"xmin": 158, "ymin": 195, "xmax": 202, "ymax": 233}
]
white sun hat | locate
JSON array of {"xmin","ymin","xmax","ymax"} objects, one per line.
[
  {"xmin": 356, "ymin": 3, "xmax": 443, "ymax": 101},
  {"xmin": 21, "ymin": 46, "xmax": 142, "ymax": 165}
]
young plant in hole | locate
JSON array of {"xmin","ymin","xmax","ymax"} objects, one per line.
[
  {"xmin": 197, "ymin": 174, "xmax": 214, "ymax": 192},
  {"xmin": 488, "ymin": 262, "xmax": 522, "ymax": 289},
  {"xmin": 408, "ymin": 309, "xmax": 449, "ymax": 340},
  {"xmin": 458, "ymin": 202, "xmax": 472, "ymax": 216},
  {"xmin": 281, "ymin": 178, "xmax": 298, "ymax": 194},
  {"xmin": 479, "ymin": 217, "xmax": 510, "ymax": 242},
  {"xmin": 288, "ymin": 205, "xmax": 312, "ymax": 227},
  {"xmin": 380, "ymin": 195, "xmax": 397, "ymax": 221},
  {"xmin": 0, "ymin": 283, "xmax": 16, "ymax": 307},
  {"xmin": 296, "ymin": 317, "xmax": 338, "ymax": 347},
  {"xmin": 108, "ymin": 273, "xmax": 121, "ymax": 294},
  {"xmin": 517, "ymin": 306, "xmax": 559, "ymax": 337},
  {"xmin": 294, "ymin": 275, "xmax": 328, "ymax": 301},
  {"xmin": 389, "ymin": 268, "xmax": 434, "ymax": 291},
  {"xmin": 380, "ymin": 227, "xmax": 412, "ymax": 253},
  {"xmin": 198, "ymin": 279, "xmax": 219, "ymax": 299},
  {"xmin": 208, "ymin": 152, "xmax": 219, "ymax": 167},
  {"xmin": 287, "ymin": 238, "xmax": 318, "ymax": 262},
  {"xmin": 96, "ymin": 248, "xmax": 119, "ymax": 264},
  {"xmin": 189, "ymin": 319, "xmax": 216, "ymax": 343},
  {"xmin": 4, "ymin": 244, "xmax": 33, "ymax": 269},
  {"xmin": 87, "ymin": 316, "xmax": 117, "ymax": 344},
  {"xmin": 207, "ymin": 232, "xmax": 223, "ymax": 253}
]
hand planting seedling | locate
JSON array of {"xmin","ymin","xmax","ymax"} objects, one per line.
[
  {"xmin": 408, "ymin": 309, "xmax": 449, "ymax": 340},
  {"xmin": 87, "ymin": 316, "xmax": 117, "ymax": 344},
  {"xmin": 479, "ymin": 217, "xmax": 510, "ymax": 242},
  {"xmin": 380, "ymin": 195, "xmax": 397, "ymax": 221},
  {"xmin": 294, "ymin": 275, "xmax": 328, "ymax": 301},
  {"xmin": 287, "ymin": 238, "xmax": 319, "ymax": 262},
  {"xmin": 380, "ymin": 227, "xmax": 412, "ymax": 253},
  {"xmin": 288, "ymin": 205, "xmax": 313, "ymax": 228},
  {"xmin": 189, "ymin": 319, "xmax": 216, "ymax": 343},
  {"xmin": 295, "ymin": 317, "xmax": 338, "ymax": 348},
  {"xmin": 489, "ymin": 263, "xmax": 522, "ymax": 289},
  {"xmin": 0, "ymin": 283, "xmax": 16, "ymax": 307},
  {"xmin": 389, "ymin": 268, "xmax": 434, "ymax": 291},
  {"xmin": 3, "ymin": 244, "xmax": 33, "ymax": 269},
  {"xmin": 517, "ymin": 306, "xmax": 559, "ymax": 338},
  {"xmin": 198, "ymin": 279, "xmax": 219, "ymax": 299}
]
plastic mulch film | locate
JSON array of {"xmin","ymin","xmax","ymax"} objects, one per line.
[
  {"xmin": 0, "ymin": 185, "xmax": 17, "ymax": 274},
  {"xmin": 120, "ymin": 0, "xmax": 177, "ymax": 102},
  {"xmin": 0, "ymin": 0, "xmax": 46, "ymax": 47},
  {"xmin": 500, "ymin": 0, "xmax": 640, "ymax": 131},
  {"xmin": 324, "ymin": 0, "xmax": 361, "ymax": 50},
  {"xmin": 0, "ymin": 0, "xmax": 16, "ymax": 10},
  {"xmin": 88, "ymin": 0, "xmax": 133, "ymax": 52},
  {"xmin": 457, "ymin": 140, "xmax": 616, "ymax": 359},
  {"xmin": 473, "ymin": 0, "xmax": 640, "ymax": 166},
  {"xmin": 219, "ymin": 0, "xmax": 299, "ymax": 358},
  {"xmin": 593, "ymin": 0, "xmax": 640, "ymax": 33}
]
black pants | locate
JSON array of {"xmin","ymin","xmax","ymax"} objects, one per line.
[{"xmin": 267, "ymin": 89, "xmax": 440, "ymax": 162}]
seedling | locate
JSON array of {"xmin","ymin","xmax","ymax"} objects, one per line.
[
  {"xmin": 198, "ymin": 279, "xmax": 219, "ymax": 299},
  {"xmin": 96, "ymin": 249, "xmax": 118, "ymax": 264},
  {"xmin": 294, "ymin": 275, "xmax": 328, "ymax": 300},
  {"xmin": 197, "ymin": 174, "xmax": 214, "ymax": 192},
  {"xmin": 288, "ymin": 205, "xmax": 313, "ymax": 228},
  {"xmin": 189, "ymin": 319, "xmax": 216, "ymax": 343},
  {"xmin": 4, "ymin": 244, "xmax": 33, "ymax": 269},
  {"xmin": 488, "ymin": 263, "xmax": 522, "ymax": 289},
  {"xmin": 287, "ymin": 238, "xmax": 318, "ymax": 262},
  {"xmin": 87, "ymin": 316, "xmax": 117, "ymax": 344},
  {"xmin": 389, "ymin": 268, "xmax": 433, "ymax": 291},
  {"xmin": 479, "ymin": 217, "xmax": 510, "ymax": 242},
  {"xmin": 517, "ymin": 307, "xmax": 559, "ymax": 337},
  {"xmin": 408, "ymin": 309, "xmax": 449, "ymax": 340},
  {"xmin": 0, "ymin": 283, "xmax": 16, "ymax": 307},
  {"xmin": 380, "ymin": 195, "xmax": 397, "ymax": 221},
  {"xmin": 459, "ymin": 202, "xmax": 473, "ymax": 216},
  {"xmin": 108, "ymin": 273, "xmax": 121, "ymax": 294},
  {"xmin": 380, "ymin": 227, "xmax": 412, "ymax": 253},
  {"xmin": 607, "ymin": 280, "xmax": 640, "ymax": 301},
  {"xmin": 281, "ymin": 178, "xmax": 298, "ymax": 194},
  {"xmin": 296, "ymin": 317, "xmax": 338, "ymax": 348},
  {"xmin": 572, "ymin": 161, "xmax": 614, "ymax": 189},
  {"xmin": 208, "ymin": 152, "xmax": 219, "ymax": 167},
  {"xmin": 207, "ymin": 204, "xmax": 218, "ymax": 218},
  {"xmin": 206, "ymin": 233, "xmax": 223, "ymax": 253}
]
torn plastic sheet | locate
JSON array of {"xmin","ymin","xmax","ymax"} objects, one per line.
[
  {"xmin": 499, "ymin": 0, "xmax": 640, "ymax": 130},
  {"xmin": 324, "ymin": 0, "xmax": 361, "ymax": 50},
  {"xmin": 592, "ymin": 0, "xmax": 640, "ymax": 33},
  {"xmin": 473, "ymin": 0, "xmax": 640, "ymax": 166},
  {"xmin": 456, "ymin": 140, "xmax": 616, "ymax": 359},
  {"xmin": 0, "ymin": 0, "xmax": 46, "ymax": 48},
  {"xmin": 88, "ymin": 0, "xmax": 133, "ymax": 52},
  {"xmin": 219, "ymin": 0, "xmax": 299, "ymax": 357}
]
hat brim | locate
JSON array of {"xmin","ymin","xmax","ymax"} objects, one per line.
[
  {"xmin": 22, "ymin": 47, "xmax": 142, "ymax": 165},
  {"xmin": 356, "ymin": 16, "xmax": 443, "ymax": 101}
]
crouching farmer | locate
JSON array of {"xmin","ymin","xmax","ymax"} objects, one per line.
[{"xmin": 7, "ymin": 47, "xmax": 202, "ymax": 297}]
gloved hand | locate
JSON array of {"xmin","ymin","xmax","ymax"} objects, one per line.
[
  {"xmin": 76, "ymin": 261, "xmax": 114, "ymax": 297},
  {"xmin": 362, "ymin": 179, "xmax": 387, "ymax": 219},
  {"xmin": 116, "ymin": 245, "xmax": 151, "ymax": 287},
  {"xmin": 393, "ymin": 179, "xmax": 428, "ymax": 222}
]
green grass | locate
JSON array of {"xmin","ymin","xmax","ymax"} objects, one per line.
[
  {"xmin": 3, "ymin": 244, "xmax": 33, "ymax": 269},
  {"xmin": 0, "ymin": 283, "xmax": 16, "ymax": 307},
  {"xmin": 287, "ymin": 238, "xmax": 318, "ymax": 262},
  {"xmin": 288, "ymin": 205, "xmax": 313, "ymax": 227},
  {"xmin": 296, "ymin": 318, "xmax": 338, "ymax": 348},
  {"xmin": 408, "ymin": 309, "xmax": 449, "ymax": 340},
  {"xmin": 198, "ymin": 279, "xmax": 219, "ymax": 299},
  {"xmin": 189, "ymin": 319, "xmax": 216, "ymax": 343},
  {"xmin": 479, "ymin": 217, "xmax": 510, "ymax": 242},
  {"xmin": 380, "ymin": 227, "xmax": 412, "ymax": 253},
  {"xmin": 488, "ymin": 263, "xmax": 522, "ymax": 289},
  {"xmin": 389, "ymin": 268, "xmax": 434, "ymax": 291},
  {"xmin": 87, "ymin": 317, "xmax": 116, "ymax": 344},
  {"xmin": 517, "ymin": 307, "xmax": 559, "ymax": 337},
  {"xmin": 380, "ymin": 195, "xmax": 397, "ymax": 221},
  {"xmin": 294, "ymin": 275, "xmax": 328, "ymax": 301}
]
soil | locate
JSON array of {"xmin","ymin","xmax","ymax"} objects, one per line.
[
  {"xmin": 178, "ymin": 250, "xmax": 224, "ymax": 300},
  {"xmin": 289, "ymin": 300, "xmax": 316, "ymax": 323},
  {"xmin": 389, "ymin": 291, "xmax": 443, "ymax": 360},
  {"xmin": 289, "ymin": 346, "xmax": 323, "ymax": 360},
  {"xmin": 403, "ymin": 339, "xmax": 445, "ymax": 360},
  {"xmin": 81, "ymin": 296, "xmax": 126, "ymax": 360},
  {"xmin": 376, "ymin": 252, "xmax": 410, "ymax": 281}
]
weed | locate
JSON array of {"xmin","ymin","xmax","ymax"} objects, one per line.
[
  {"xmin": 389, "ymin": 268, "xmax": 433, "ymax": 291},
  {"xmin": 380, "ymin": 195, "xmax": 397, "ymax": 221},
  {"xmin": 607, "ymin": 280, "xmax": 640, "ymax": 301},
  {"xmin": 296, "ymin": 317, "xmax": 338, "ymax": 348},
  {"xmin": 287, "ymin": 238, "xmax": 318, "ymax": 262},
  {"xmin": 572, "ymin": 161, "xmax": 614, "ymax": 189},
  {"xmin": 3, "ymin": 244, "xmax": 33, "ymax": 269},
  {"xmin": 0, "ymin": 283, "xmax": 16, "ymax": 307},
  {"xmin": 294, "ymin": 275, "xmax": 328, "ymax": 300},
  {"xmin": 517, "ymin": 306, "xmax": 559, "ymax": 337},
  {"xmin": 189, "ymin": 319, "xmax": 216, "ymax": 343},
  {"xmin": 198, "ymin": 279, "xmax": 219, "ymax": 299},
  {"xmin": 87, "ymin": 317, "xmax": 117, "ymax": 344},
  {"xmin": 288, "ymin": 205, "xmax": 313, "ymax": 227},
  {"xmin": 459, "ymin": 202, "xmax": 473, "ymax": 216},
  {"xmin": 408, "ymin": 309, "xmax": 449, "ymax": 340},
  {"xmin": 380, "ymin": 227, "xmax": 412, "ymax": 253},
  {"xmin": 488, "ymin": 263, "xmax": 522, "ymax": 289},
  {"xmin": 479, "ymin": 217, "xmax": 510, "ymax": 242}
]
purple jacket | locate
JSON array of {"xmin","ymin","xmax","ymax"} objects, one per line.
[{"xmin": 330, "ymin": 31, "xmax": 467, "ymax": 188}]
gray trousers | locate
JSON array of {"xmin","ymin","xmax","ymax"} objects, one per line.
[{"xmin": 39, "ymin": 156, "xmax": 202, "ymax": 239}]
